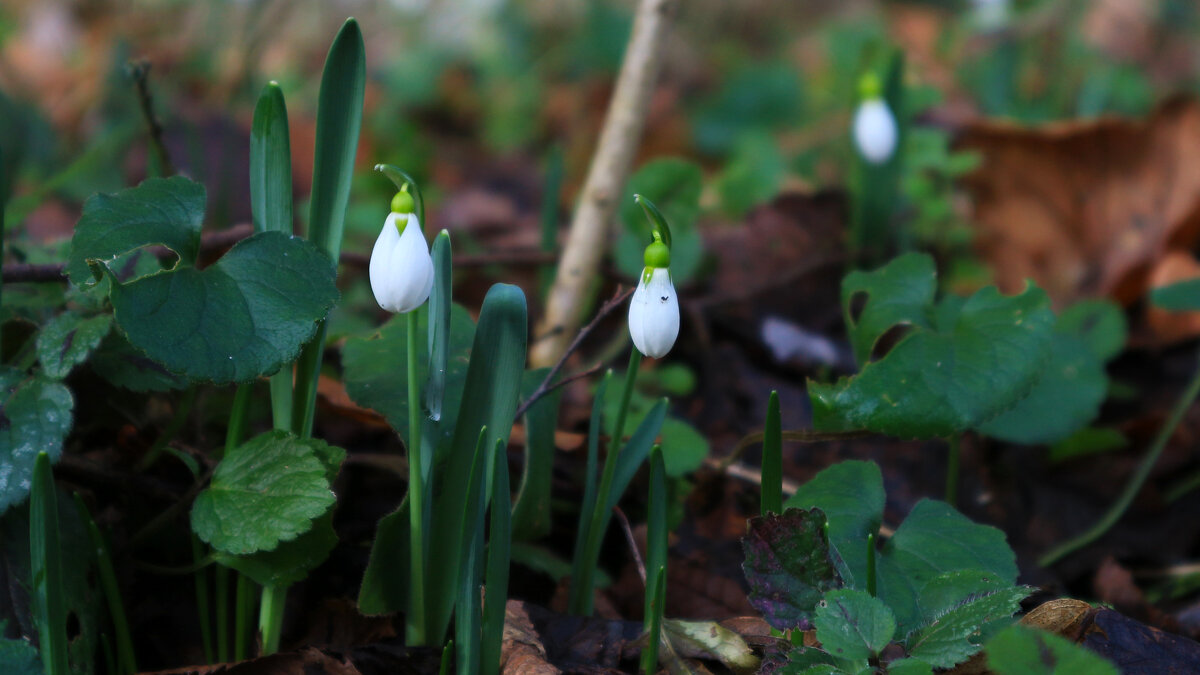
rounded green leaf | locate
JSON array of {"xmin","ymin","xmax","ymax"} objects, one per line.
[
  {"xmin": 190, "ymin": 430, "xmax": 339, "ymax": 555},
  {"xmin": 741, "ymin": 508, "xmax": 842, "ymax": 631},
  {"xmin": 106, "ymin": 231, "xmax": 339, "ymax": 384},
  {"xmin": 810, "ymin": 283, "xmax": 1055, "ymax": 439},
  {"xmin": 36, "ymin": 312, "xmax": 113, "ymax": 379},
  {"xmin": 215, "ymin": 513, "xmax": 338, "ymax": 587},
  {"xmin": 840, "ymin": 253, "xmax": 937, "ymax": 367},
  {"xmin": 814, "ymin": 589, "xmax": 896, "ymax": 660},
  {"xmin": 0, "ymin": 370, "xmax": 74, "ymax": 514},
  {"xmin": 785, "ymin": 461, "xmax": 884, "ymax": 586},
  {"xmin": 68, "ymin": 176, "xmax": 206, "ymax": 286}
]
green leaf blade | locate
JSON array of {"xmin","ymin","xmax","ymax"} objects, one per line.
[
  {"xmin": 108, "ymin": 231, "xmax": 338, "ymax": 384},
  {"xmin": 813, "ymin": 589, "xmax": 896, "ymax": 661},
  {"xmin": 906, "ymin": 585, "xmax": 1029, "ymax": 668},
  {"xmin": 67, "ymin": 176, "xmax": 206, "ymax": 286},
  {"xmin": 985, "ymin": 625, "xmax": 1118, "ymax": 675},
  {"xmin": 36, "ymin": 312, "xmax": 113, "ymax": 380},
  {"xmin": 0, "ymin": 373, "xmax": 74, "ymax": 514},
  {"xmin": 190, "ymin": 430, "xmax": 340, "ymax": 555},
  {"xmin": 250, "ymin": 82, "xmax": 294, "ymax": 236},
  {"xmin": 741, "ymin": 508, "xmax": 842, "ymax": 631}
]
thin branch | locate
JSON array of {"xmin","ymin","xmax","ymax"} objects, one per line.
[
  {"xmin": 2, "ymin": 263, "xmax": 65, "ymax": 283},
  {"xmin": 531, "ymin": 0, "xmax": 679, "ymax": 368},
  {"xmin": 614, "ymin": 505, "xmax": 647, "ymax": 586},
  {"xmin": 718, "ymin": 429, "xmax": 872, "ymax": 470},
  {"xmin": 514, "ymin": 287, "xmax": 633, "ymax": 420},
  {"xmin": 126, "ymin": 60, "xmax": 176, "ymax": 177}
]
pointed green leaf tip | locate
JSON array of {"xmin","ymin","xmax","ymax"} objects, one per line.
[{"xmin": 634, "ymin": 193, "xmax": 672, "ymax": 250}]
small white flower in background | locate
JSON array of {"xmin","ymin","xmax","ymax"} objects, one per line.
[
  {"xmin": 628, "ymin": 234, "xmax": 679, "ymax": 359},
  {"xmin": 853, "ymin": 73, "xmax": 898, "ymax": 166},
  {"xmin": 970, "ymin": 0, "xmax": 1009, "ymax": 32},
  {"xmin": 369, "ymin": 189, "xmax": 434, "ymax": 313}
]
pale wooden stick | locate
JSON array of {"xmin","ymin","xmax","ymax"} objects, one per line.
[{"xmin": 530, "ymin": 0, "xmax": 679, "ymax": 368}]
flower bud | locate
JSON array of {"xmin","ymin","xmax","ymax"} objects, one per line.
[
  {"xmin": 629, "ymin": 234, "xmax": 679, "ymax": 359},
  {"xmin": 369, "ymin": 208, "xmax": 434, "ymax": 314},
  {"xmin": 853, "ymin": 75, "xmax": 898, "ymax": 165}
]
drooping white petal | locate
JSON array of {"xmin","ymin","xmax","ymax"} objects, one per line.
[
  {"xmin": 628, "ymin": 267, "xmax": 679, "ymax": 359},
  {"xmin": 369, "ymin": 213, "xmax": 434, "ymax": 313},
  {"xmin": 971, "ymin": 0, "xmax": 1009, "ymax": 31},
  {"xmin": 853, "ymin": 99, "xmax": 898, "ymax": 165}
]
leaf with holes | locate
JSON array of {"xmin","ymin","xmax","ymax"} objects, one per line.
[
  {"xmin": 190, "ymin": 430, "xmax": 339, "ymax": 555},
  {"xmin": 104, "ymin": 231, "xmax": 338, "ymax": 384},
  {"xmin": 809, "ymin": 268, "xmax": 1055, "ymax": 438},
  {"xmin": 67, "ymin": 176, "xmax": 206, "ymax": 286},
  {"xmin": 742, "ymin": 508, "xmax": 843, "ymax": 631},
  {"xmin": 841, "ymin": 253, "xmax": 937, "ymax": 367},
  {"xmin": 814, "ymin": 589, "xmax": 896, "ymax": 661},
  {"xmin": 0, "ymin": 369, "xmax": 74, "ymax": 515},
  {"xmin": 36, "ymin": 312, "xmax": 113, "ymax": 379}
]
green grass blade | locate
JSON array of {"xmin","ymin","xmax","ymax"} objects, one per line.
[
  {"xmin": 568, "ymin": 371, "xmax": 611, "ymax": 614},
  {"xmin": 643, "ymin": 445, "xmax": 667, "ymax": 624},
  {"xmin": 250, "ymin": 81, "xmax": 296, "ymax": 431},
  {"xmin": 30, "ymin": 453, "xmax": 69, "ymax": 675},
  {"xmin": 455, "ymin": 429, "xmax": 490, "ymax": 675},
  {"xmin": 250, "ymin": 81, "xmax": 293, "ymax": 235},
  {"xmin": 538, "ymin": 146, "xmax": 563, "ymax": 296},
  {"xmin": 481, "ymin": 439, "xmax": 512, "ymax": 675},
  {"xmin": 292, "ymin": 18, "xmax": 365, "ymax": 438},
  {"xmin": 439, "ymin": 641, "xmax": 454, "ymax": 675},
  {"xmin": 75, "ymin": 495, "xmax": 137, "ymax": 674},
  {"xmin": 761, "ymin": 391, "xmax": 782, "ymax": 515},
  {"xmin": 356, "ymin": 495, "xmax": 410, "ymax": 615},
  {"xmin": 511, "ymin": 368, "xmax": 562, "ymax": 541},
  {"xmin": 306, "ymin": 18, "xmax": 364, "ymax": 260},
  {"xmin": 428, "ymin": 284, "xmax": 527, "ymax": 642},
  {"xmin": 641, "ymin": 565, "xmax": 666, "ymax": 674},
  {"xmin": 605, "ymin": 399, "xmax": 668, "ymax": 514},
  {"xmin": 425, "ymin": 231, "xmax": 452, "ymax": 423}
]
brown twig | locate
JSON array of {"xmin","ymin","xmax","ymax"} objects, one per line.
[
  {"xmin": 614, "ymin": 505, "xmax": 647, "ymax": 586},
  {"xmin": 126, "ymin": 59, "xmax": 176, "ymax": 177},
  {"xmin": 2, "ymin": 263, "xmax": 66, "ymax": 283},
  {"xmin": 514, "ymin": 287, "xmax": 633, "ymax": 420},
  {"xmin": 718, "ymin": 429, "xmax": 873, "ymax": 471},
  {"xmin": 531, "ymin": 0, "xmax": 679, "ymax": 368}
]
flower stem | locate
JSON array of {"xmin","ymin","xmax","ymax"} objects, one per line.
[
  {"xmin": 258, "ymin": 584, "xmax": 286, "ymax": 655},
  {"xmin": 1040, "ymin": 347, "xmax": 1200, "ymax": 567},
  {"xmin": 406, "ymin": 309, "xmax": 427, "ymax": 645},
  {"xmin": 575, "ymin": 347, "xmax": 642, "ymax": 615},
  {"xmin": 866, "ymin": 533, "xmax": 877, "ymax": 597},
  {"xmin": 944, "ymin": 434, "xmax": 961, "ymax": 506}
]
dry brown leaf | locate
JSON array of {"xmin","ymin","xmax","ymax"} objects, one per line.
[
  {"xmin": 1145, "ymin": 251, "xmax": 1200, "ymax": 344},
  {"xmin": 960, "ymin": 97, "xmax": 1200, "ymax": 307},
  {"xmin": 502, "ymin": 599, "xmax": 561, "ymax": 675},
  {"xmin": 947, "ymin": 598, "xmax": 1096, "ymax": 675}
]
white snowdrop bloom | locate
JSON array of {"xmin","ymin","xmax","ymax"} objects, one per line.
[
  {"xmin": 971, "ymin": 0, "xmax": 1009, "ymax": 31},
  {"xmin": 853, "ymin": 98, "xmax": 898, "ymax": 165},
  {"xmin": 369, "ymin": 206, "xmax": 434, "ymax": 314},
  {"xmin": 628, "ymin": 239, "xmax": 679, "ymax": 359}
]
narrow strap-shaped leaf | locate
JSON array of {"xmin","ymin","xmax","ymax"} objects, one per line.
[
  {"xmin": 481, "ymin": 439, "xmax": 511, "ymax": 675},
  {"xmin": 425, "ymin": 231, "xmax": 452, "ymax": 422},
  {"xmin": 511, "ymin": 368, "xmax": 562, "ymax": 541},
  {"xmin": 31, "ymin": 452, "xmax": 69, "ymax": 675},
  {"xmin": 428, "ymin": 284, "xmax": 527, "ymax": 642},
  {"xmin": 761, "ymin": 391, "xmax": 782, "ymax": 515},
  {"xmin": 454, "ymin": 428, "xmax": 490, "ymax": 675},
  {"xmin": 568, "ymin": 371, "xmax": 611, "ymax": 614},
  {"xmin": 605, "ymin": 399, "xmax": 668, "ymax": 514},
  {"xmin": 307, "ymin": 18, "xmax": 365, "ymax": 260},
  {"xmin": 643, "ymin": 445, "xmax": 667, "ymax": 628},
  {"xmin": 250, "ymin": 82, "xmax": 293, "ymax": 235},
  {"xmin": 641, "ymin": 565, "xmax": 666, "ymax": 674},
  {"xmin": 356, "ymin": 495, "xmax": 410, "ymax": 615},
  {"xmin": 76, "ymin": 495, "xmax": 137, "ymax": 674}
]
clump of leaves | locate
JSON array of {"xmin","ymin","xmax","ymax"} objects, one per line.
[
  {"xmin": 742, "ymin": 460, "xmax": 1031, "ymax": 672},
  {"xmin": 810, "ymin": 252, "xmax": 1124, "ymax": 444}
]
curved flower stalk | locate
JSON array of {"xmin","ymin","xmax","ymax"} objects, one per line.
[
  {"xmin": 369, "ymin": 188, "xmax": 434, "ymax": 314},
  {"xmin": 852, "ymin": 73, "xmax": 898, "ymax": 166},
  {"xmin": 628, "ymin": 233, "xmax": 679, "ymax": 359}
]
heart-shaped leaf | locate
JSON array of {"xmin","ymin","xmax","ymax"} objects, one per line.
[
  {"xmin": 0, "ymin": 370, "xmax": 74, "ymax": 514},
  {"xmin": 842, "ymin": 252, "xmax": 937, "ymax": 367},
  {"xmin": 216, "ymin": 513, "xmax": 338, "ymax": 587},
  {"xmin": 810, "ymin": 264, "xmax": 1055, "ymax": 438},
  {"xmin": 814, "ymin": 589, "xmax": 896, "ymax": 660},
  {"xmin": 741, "ymin": 508, "xmax": 842, "ymax": 631},
  {"xmin": 36, "ymin": 312, "xmax": 113, "ymax": 379},
  {"xmin": 190, "ymin": 430, "xmax": 340, "ymax": 555},
  {"xmin": 105, "ymin": 231, "xmax": 338, "ymax": 384},
  {"xmin": 784, "ymin": 460, "xmax": 884, "ymax": 586},
  {"xmin": 67, "ymin": 176, "xmax": 205, "ymax": 286}
]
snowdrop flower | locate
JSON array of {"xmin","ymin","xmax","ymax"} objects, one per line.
[
  {"xmin": 628, "ymin": 233, "xmax": 679, "ymax": 359},
  {"xmin": 853, "ymin": 73, "xmax": 898, "ymax": 165},
  {"xmin": 369, "ymin": 189, "xmax": 434, "ymax": 313},
  {"xmin": 971, "ymin": 0, "xmax": 1009, "ymax": 32}
]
